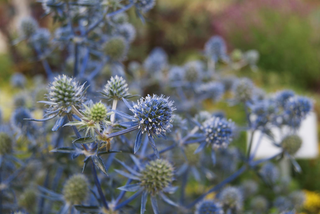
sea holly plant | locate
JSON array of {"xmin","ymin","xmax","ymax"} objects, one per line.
[{"xmin": 0, "ymin": 0, "xmax": 314, "ymax": 214}]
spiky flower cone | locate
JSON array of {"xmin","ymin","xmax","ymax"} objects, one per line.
[
  {"xmin": 103, "ymin": 37, "xmax": 128, "ymax": 61},
  {"xmin": 19, "ymin": 17, "xmax": 38, "ymax": 38},
  {"xmin": 18, "ymin": 188, "xmax": 37, "ymax": 212},
  {"xmin": 232, "ymin": 78, "xmax": 254, "ymax": 102},
  {"xmin": 140, "ymin": 159, "xmax": 174, "ymax": 195},
  {"xmin": 63, "ymin": 174, "xmax": 89, "ymax": 205},
  {"xmin": 281, "ymin": 135, "xmax": 302, "ymax": 155},
  {"xmin": 90, "ymin": 102, "xmax": 108, "ymax": 122},
  {"xmin": 103, "ymin": 76, "xmax": 130, "ymax": 100},
  {"xmin": 0, "ymin": 132, "xmax": 13, "ymax": 155}
]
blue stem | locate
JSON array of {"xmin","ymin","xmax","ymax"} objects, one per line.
[
  {"xmin": 79, "ymin": 48, "xmax": 90, "ymax": 77},
  {"xmin": 74, "ymin": 44, "xmax": 79, "ymax": 77},
  {"xmin": 115, "ymin": 189, "xmax": 143, "ymax": 210},
  {"xmin": 106, "ymin": 2, "xmax": 134, "ymax": 18},
  {"xmin": 92, "ymin": 161, "xmax": 109, "ymax": 210},
  {"xmin": 34, "ymin": 45, "xmax": 53, "ymax": 81},
  {"xmin": 115, "ymin": 178, "xmax": 132, "ymax": 204}
]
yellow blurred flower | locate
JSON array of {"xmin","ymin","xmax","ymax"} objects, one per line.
[{"xmin": 304, "ymin": 190, "xmax": 320, "ymax": 213}]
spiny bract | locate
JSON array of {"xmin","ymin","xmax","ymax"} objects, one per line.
[
  {"xmin": 140, "ymin": 159, "xmax": 173, "ymax": 195},
  {"xmin": 62, "ymin": 174, "xmax": 89, "ymax": 205},
  {"xmin": 131, "ymin": 94, "xmax": 175, "ymax": 137},
  {"xmin": 103, "ymin": 75, "xmax": 130, "ymax": 100},
  {"xmin": 281, "ymin": 135, "xmax": 302, "ymax": 155}
]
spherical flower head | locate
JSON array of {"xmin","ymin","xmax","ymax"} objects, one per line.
[
  {"xmin": 89, "ymin": 102, "xmax": 108, "ymax": 122},
  {"xmin": 63, "ymin": 174, "xmax": 89, "ymax": 205},
  {"xmin": 220, "ymin": 187, "xmax": 243, "ymax": 210},
  {"xmin": 275, "ymin": 90, "xmax": 295, "ymax": 108},
  {"xmin": 273, "ymin": 196, "xmax": 292, "ymax": 212},
  {"xmin": 14, "ymin": 93, "xmax": 27, "ymax": 108},
  {"xmin": 231, "ymin": 49, "xmax": 243, "ymax": 62},
  {"xmin": 205, "ymin": 36, "xmax": 228, "ymax": 62},
  {"xmin": 131, "ymin": 94, "xmax": 175, "ymax": 137},
  {"xmin": 135, "ymin": 0, "xmax": 156, "ymax": 13},
  {"xmin": 143, "ymin": 47, "xmax": 168, "ymax": 73},
  {"xmin": 140, "ymin": 159, "xmax": 173, "ymax": 195},
  {"xmin": 47, "ymin": 75, "xmax": 86, "ymax": 113},
  {"xmin": 112, "ymin": 13, "xmax": 128, "ymax": 24},
  {"xmin": 221, "ymin": 76, "xmax": 236, "ymax": 91},
  {"xmin": 196, "ymin": 81, "xmax": 224, "ymax": 102},
  {"xmin": 30, "ymin": 28, "xmax": 51, "ymax": 48},
  {"xmin": 195, "ymin": 200, "xmax": 224, "ymax": 214},
  {"xmin": 284, "ymin": 96, "xmax": 313, "ymax": 128},
  {"xmin": 103, "ymin": 75, "xmax": 130, "ymax": 100},
  {"xmin": 168, "ymin": 66, "xmax": 185, "ymax": 82},
  {"xmin": 232, "ymin": 78, "xmax": 255, "ymax": 102},
  {"xmin": 103, "ymin": 36, "xmax": 128, "ymax": 61},
  {"xmin": 289, "ymin": 191, "xmax": 305, "ymax": 209},
  {"xmin": 18, "ymin": 17, "xmax": 38, "ymax": 38},
  {"xmin": 0, "ymin": 132, "xmax": 13, "ymax": 155},
  {"xmin": 117, "ymin": 23, "xmax": 136, "ymax": 43},
  {"xmin": 11, "ymin": 108, "xmax": 37, "ymax": 137},
  {"xmin": 250, "ymin": 196, "xmax": 268, "ymax": 212},
  {"xmin": 240, "ymin": 179, "xmax": 258, "ymax": 198},
  {"xmin": 18, "ymin": 188, "xmax": 37, "ymax": 211},
  {"xmin": 250, "ymin": 99, "xmax": 278, "ymax": 129},
  {"xmin": 184, "ymin": 61, "xmax": 203, "ymax": 82},
  {"xmin": 201, "ymin": 117, "xmax": 234, "ymax": 149},
  {"xmin": 11, "ymin": 73, "xmax": 26, "ymax": 88},
  {"xmin": 281, "ymin": 135, "xmax": 302, "ymax": 155},
  {"xmin": 244, "ymin": 50, "xmax": 259, "ymax": 66},
  {"xmin": 260, "ymin": 162, "xmax": 279, "ymax": 184}
]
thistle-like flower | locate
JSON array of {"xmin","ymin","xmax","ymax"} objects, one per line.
[
  {"xmin": 0, "ymin": 132, "xmax": 13, "ymax": 155},
  {"xmin": 111, "ymin": 12, "xmax": 128, "ymax": 24},
  {"xmin": 260, "ymin": 162, "xmax": 279, "ymax": 184},
  {"xmin": 201, "ymin": 117, "xmax": 234, "ymax": 149},
  {"xmin": 232, "ymin": 78, "xmax": 255, "ymax": 103},
  {"xmin": 281, "ymin": 135, "xmax": 302, "ymax": 155},
  {"xmin": 66, "ymin": 101, "xmax": 112, "ymax": 137},
  {"xmin": 220, "ymin": 186, "xmax": 243, "ymax": 211},
  {"xmin": 30, "ymin": 28, "xmax": 51, "ymax": 50},
  {"xmin": 63, "ymin": 174, "xmax": 89, "ymax": 205},
  {"xmin": 195, "ymin": 81, "xmax": 225, "ymax": 102},
  {"xmin": 184, "ymin": 61, "xmax": 203, "ymax": 83},
  {"xmin": 135, "ymin": 0, "xmax": 156, "ymax": 13},
  {"xmin": 117, "ymin": 23, "xmax": 136, "ymax": 43},
  {"xmin": 103, "ymin": 36, "xmax": 128, "ymax": 61},
  {"xmin": 168, "ymin": 66, "xmax": 185, "ymax": 82},
  {"xmin": 204, "ymin": 36, "xmax": 228, "ymax": 62},
  {"xmin": 250, "ymin": 196, "xmax": 268, "ymax": 213},
  {"xmin": 275, "ymin": 90, "xmax": 295, "ymax": 108},
  {"xmin": 195, "ymin": 200, "xmax": 224, "ymax": 214},
  {"xmin": 143, "ymin": 47, "xmax": 168, "ymax": 73},
  {"xmin": 18, "ymin": 17, "xmax": 38, "ymax": 38},
  {"xmin": 43, "ymin": 75, "xmax": 87, "ymax": 119},
  {"xmin": 117, "ymin": 157, "xmax": 177, "ymax": 214},
  {"xmin": 284, "ymin": 96, "xmax": 313, "ymax": 128},
  {"xmin": 102, "ymin": 75, "xmax": 131, "ymax": 101},
  {"xmin": 249, "ymin": 99, "xmax": 278, "ymax": 130},
  {"xmin": 10, "ymin": 73, "xmax": 26, "ymax": 89}
]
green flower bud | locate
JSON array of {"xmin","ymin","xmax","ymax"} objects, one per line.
[
  {"xmin": 103, "ymin": 37, "xmax": 128, "ymax": 61},
  {"xmin": 90, "ymin": 102, "xmax": 108, "ymax": 122},
  {"xmin": 0, "ymin": 132, "xmax": 13, "ymax": 155},
  {"xmin": 63, "ymin": 174, "xmax": 89, "ymax": 205},
  {"xmin": 140, "ymin": 159, "xmax": 174, "ymax": 195},
  {"xmin": 231, "ymin": 49, "xmax": 243, "ymax": 62},
  {"xmin": 281, "ymin": 135, "xmax": 302, "ymax": 155},
  {"xmin": 103, "ymin": 75, "xmax": 130, "ymax": 100}
]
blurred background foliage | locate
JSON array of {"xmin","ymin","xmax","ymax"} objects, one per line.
[{"xmin": 1, "ymin": 0, "xmax": 320, "ymax": 213}]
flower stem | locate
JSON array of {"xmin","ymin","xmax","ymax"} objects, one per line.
[
  {"xmin": 246, "ymin": 130, "xmax": 255, "ymax": 160},
  {"xmin": 92, "ymin": 161, "xmax": 109, "ymax": 210},
  {"xmin": 111, "ymin": 99, "xmax": 118, "ymax": 124},
  {"xmin": 115, "ymin": 189, "xmax": 143, "ymax": 210}
]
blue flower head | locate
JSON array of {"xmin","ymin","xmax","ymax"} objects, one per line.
[
  {"xmin": 274, "ymin": 196, "xmax": 292, "ymax": 212},
  {"xmin": 195, "ymin": 81, "xmax": 225, "ymax": 102},
  {"xmin": 201, "ymin": 117, "xmax": 234, "ymax": 149},
  {"xmin": 30, "ymin": 28, "xmax": 51, "ymax": 49},
  {"xmin": 204, "ymin": 36, "xmax": 228, "ymax": 62},
  {"xmin": 249, "ymin": 99, "xmax": 278, "ymax": 130},
  {"xmin": 195, "ymin": 200, "xmax": 223, "ymax": 214},
  {"xmin": 143, "ymin": 47, "xmax": 168, "ymax": 73},
  {"xmin": 131, "ymin": 94, "xmax": 175, "ymax": 138},
  {"xmin": 18, "ymin": 17, "xmax": 38, "ymax": 38},
  {"xmin": 220, "ymin": 186, "xmax": 243, "ymax": 211},
  {"xmin": 232, "ymin": 78, "xmax": 255, "ymax": 103},
  {"xmin": 284, "ymin": 96, "xmax": 312, "ymax": 128},
  {"xmin": 275, "ymin": 90, "xmax": 295, "ymax": 107},
  {"xmin": 116, "ymin": 23, "xmax": 136, "ymax": 43},
  {"xmin": 184, "ymin": 60, "xmax": 203, "ymax": 83},
  {"xmin": 11, "ymin": 73, "xmax": 26, "ymax": 89},
  {"xmin": 11, "ymin": 108, "xmax": 37, "ymax": 139},
  {"xmin": 260, "ymin": 162, "xmax": 279, "ymax": 184},
  {"xmin": 168, "ymin": 66, "xmax": 185, "ymax": 82}
]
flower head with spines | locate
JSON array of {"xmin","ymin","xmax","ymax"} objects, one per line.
[
  {"xmin": 201, "ymin": 117, "xmax": 234, "ymax": 149},
  {"xmin": 143, "ymin": 47, "xmax": 168, "ymax": 73},
  {"xmin": 205, "ymin": 36, "xmax": 228, "ymax": 62},
  {"xmin": 116, "ymin": 157, "xmax": 177, "ymax": 213},
  {"xmin": 195, "ymin": 81, "xmax": 225, "ymax": 102},
  {"xmin": 195, "ymin": 200, "xmax": 224, "ymax": 214},
  {"xmin": 63, "ymin": 174, "xmax": 89, "ymax": 205},
  {"xmin": 260, "ymin": 162, "xmax": 279, "ymax": 185},
  {"xmin": 111, "ymin": 12, "xmax": 128, "ymax": 24},
  {"xmin": 249, "ymin": 99, "xmax": 278, "ymax": 130},
  {"xmin": 232, "ymin": 77, "xmax": 255, "ymax": 103},
  {"xmin": 275, "ymin": 90, "xmax": 295, "ymax": 108},
  {"xmin": 220, "ymin": 186, "xmax": 243, "ymax": 211},
  {"xmin": 18, "ymin": 17, "xmax": 38, "ymax": 38},
  {"xmin": 281, "ymin": 134, "xmax": 302, "ymax": 155},
  {"xmin": 184, "ymin": 60, "xmax": 203, "ymax": 83},
  {"xmin": 102, "ymin": 75, "xmax": 131, "ymax": 101},
  {"xmin": 11, "ymin": 73, "xmax": 26, "ymax": 88},
  {"xmin": 103, "ymin": 36, "xmax": 128, "ymax": 61},
  {"xmin": 116, "ymin": 23, "xmax": 136, "ymax": 43},
  {"xmin": 168, "ymin": 66, "xmax": 185, "ymax": 82},
  {"xmin": 284, "ymin": 96, "xmax": 313, "ymax": 128},
  {"xmin": 131, "ymin": 94, "xmax": 175, "ymax": 138},
  {"xmin": 45, "ymin": 75, "xmax": 87, "ymax": 117}
]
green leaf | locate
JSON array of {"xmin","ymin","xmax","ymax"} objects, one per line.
[
  {"xmin": 72, "ymin": 137, "xmax": 94, "ymax": 145},
  {"xmin": 92, "ymin": 155, "xmax": 108, "ymax": 176},
  {"xmin": 50, "ymin": 147, "xmax": 75, "ymax": 153}
]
